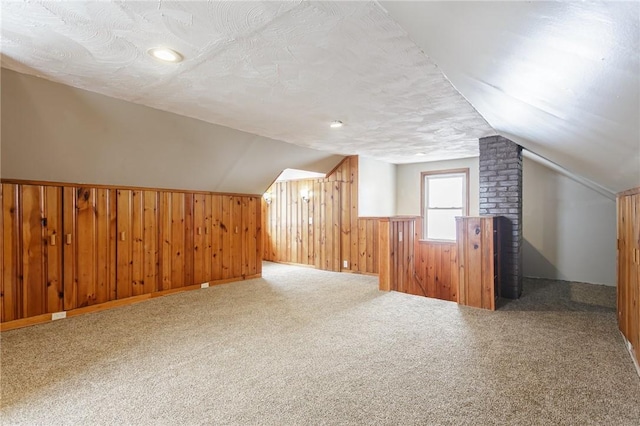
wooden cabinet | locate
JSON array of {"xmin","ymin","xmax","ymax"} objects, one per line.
[
  {"xmin": 456, "ymin": 216, "xmax": 502, "ymax": 310},
  {"xmin": 193, "ymin": 193, "xmax": 212, "ymax": 285},
  {"xmin": 159, "ymin": 192, "xmax": 193, "ymax": 290},
  {"xmin": 1, "ymin": 184, "xmax": 63, "ymax": 320},
  {"xmin": 217, "ymin": 195, "xmax": 261, "ymax": 280},
  {"xmin": 242, "ymin": 196, "xmax": 261, "ymax": 278},
  {"xmin": 63, "ymin": 187, "xmax": 117, "ymax": 310},
  {"xmin": 618, "ymin": 189, "xmax": 640, "ymax": 366},
  {"xmin": 1, "ymin": 184, "xmax": 20, "ymax": 321},
  {"xmin": 1, "ymin": 180, "xmax": 263, "ymax": 328},
  {"xmin": 116, "ymin": 190, "xmax": 159, "ymax": 298}
]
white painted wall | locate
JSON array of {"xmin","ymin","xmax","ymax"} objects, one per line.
[
  {"xmin": 396, "ymin": 157, "xmax": 479, "ymax": 216},
  {"xmin": 523, "ymin": 157, "xmax": 616, "ymax": 286},
  {"xmin": 1, "ymin": 69, "xmax": 343, "ymax": 194},
  {"xmin": 358, "ymin": 156, "xmax": 396, "ymax": 217}
]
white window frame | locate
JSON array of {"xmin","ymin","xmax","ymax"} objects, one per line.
[{"xmin": 421, "ymin": 169, "xmax": 469, "ymax": 241}]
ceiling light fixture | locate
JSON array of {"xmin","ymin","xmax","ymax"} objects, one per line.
[
  {"xmin": 330, "ymin": 120, "xmax": 343, "ymax": 128},
  {"xmin": 147, "ymin": 47, "xmax": 183, "ymax": 63}
]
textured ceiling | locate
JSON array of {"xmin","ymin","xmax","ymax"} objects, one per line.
[
  {"xmin": 382, "ymin": 1, "xmax": 640, "ymax": 192},
  {"xmin": 0, "ymin": 0, "xmax": 494, "ymax": 164}
]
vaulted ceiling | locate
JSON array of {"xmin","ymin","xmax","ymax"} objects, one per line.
[{"xmin": 1, "ymin": 1, "xmax": 638, "ymax": 192}]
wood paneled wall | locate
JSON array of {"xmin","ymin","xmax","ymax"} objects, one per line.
[
  {"xmin": 414, "ymin": 241, "xmax": 458, "ymax": 302},
  {"xmin": 263, "ymin": 157, "xmax": 484, "ymax": 308},
  {"xmin": 378, "ymin": 217, "xmax": 417, "ymax": 294},
  {"xmin": 456, "ymin": 216, "xmax": 500, "ymax": 310},
  {"xmin": 262, "ymin": 156, "xmax": 379, "ymax": 274},
  {"xmin": 0, "ymin": 181, "xmax": 261, "ymax": 327},
  {"xmin": 379, "ymin": 217, "xmax": 459, "ymax": 302},
  {"xmin": 64, "ymin": 186, "xmax": 117, "ymax": 310},
  {"xmin": 618, "ymin": 188, "xmax": 640, "ymax": 368}
]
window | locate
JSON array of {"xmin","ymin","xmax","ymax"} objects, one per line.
[{"xmin": 421, "ymin": 169, "xmax": 469, "ymax": 240}]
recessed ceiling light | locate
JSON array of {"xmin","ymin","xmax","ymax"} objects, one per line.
[
  {"xmin": 415, "ymin": 152, "xmax": 426, "ymax": 156},
  {"xmin": 330, "ymin": 120, "xmax": 343, "ymax": 128},
  {"xmin": 148, "ymin": 47, "xmax": 183, "ymax": 63}
]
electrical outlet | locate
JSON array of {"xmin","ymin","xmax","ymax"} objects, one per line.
[
  {"xmin": 399, "ymin": 231, "xmax": 403, "ymax": 242},
  {"xmin": 201, "ymin": 282, "xmax": 210, "ymax": 289},
  {"xmin": 309, "ymin": 217, "xmax": 313, "ymax": 225},
  {"xmin": 52, "ymin": 311, "xmax": 67, "ymax": 321},
  {"xmin": 343, "ymin": 260, "xmax": 348, "ymax": 268}
]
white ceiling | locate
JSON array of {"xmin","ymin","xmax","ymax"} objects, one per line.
[
  {"xmin": 381, "ymin": 1, "xmax": 639, "ymax": 192},
  {"xmin": 0, "ymin": 0, "xmax": 493, "ymax": 165},
  {"xmin": 1, "ymin": 1, "xmax": 638, "ymax": 192}
]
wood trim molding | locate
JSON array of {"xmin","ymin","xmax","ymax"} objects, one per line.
[
  {"xmin": 0, "ymin": 178, "xmax": 262, "ymax": 198},
  {"xmin": 325, "ymin": 156, "xmax": 352, "ymax": 179},
  {"xmin": 0, "ymin": 274, "xmax": 261, "ymax": 332}
]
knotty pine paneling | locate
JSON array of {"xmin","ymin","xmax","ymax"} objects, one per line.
[
  {"xmin": 414, "ymin": 241, "xmax": 458, "ymax": 302},
  {"xmin": 193, "ymin": 193, "xmax": 212, "ymax": 285},
  {"xmin": 21, "ymin": 185, "xmax": 64, "ymax": 317},
  {"xmin": 355, "ymin": 218, "xmax": 379, "ymax": 274},
  {"xmin": 1, "ymin": 184, "xmax": 64, "ymax": 320},
  {"xmin": 159, "ymin": 192, "xmax": 192, "ymax": 290},
  {"xmin": 377, "ymin": 217, "xmax": 418, "ymax": 294},
  {"xmin": 379, "ymin": 217, "xmax": 458, "ymax": 304},
  {"xmin": 1, "ymin": 179, "xmax": 263, "ymax": 327},
  {"xmin": 618, "ymin": 189, "xmax": 640, "ymax": 365},
  {"xmin": 116, "ymin": 190, "xmax": 159, "ymax": 298},
  {"xmin": 242, "ymin": 196, "xmax": 260, "ymax": 278},
  {"xmin": 211, "ymin": 194, "xmax": 224, "ymax": 280},
  {"xmin": 220, "ymin": 195, "xmax": 233, "ymax": 279},
  {"xmin": 455, "ymin": 216, "xmax": 499, "ymax": 310},
  {"xmin": 63, "ymin": 187, "xmax": 117, "ymax": 310},
  {"xmin": 230, "ymin": 196, "xmax": 243, "ymax": 278},
  {"xmin": 1, "ymin": 184, "xmax": 21, "ymax": 322},
  {"xmin": 262, "ymin": 156, "xmax": 379, "ymax": 274}
]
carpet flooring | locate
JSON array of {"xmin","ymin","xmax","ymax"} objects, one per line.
[{"xmin": 1, "ymin": 262, "xmax": 639, "ymax": 425}]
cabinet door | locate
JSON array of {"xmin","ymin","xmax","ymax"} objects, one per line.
[
  {"xmin": 1, "ymin": 184, "xmax": 21, "ymax": 321},
  {"xmin": 2, "ymin": 184, "xmax": 64, "ymax": 320},
  {"xmin": 193, "ymin": 193, "xmax": 212, "ymax": 284},
  {"xmin": 220, "ymin": 196, "xmax": 232, "ymax": 279},
  {"xmin": 230, "ymin": 196, "xmax": 243, "ymax": 278},
  {"xmin": 211, "ymin": 194, "xmax": 223, "ymax": 281},
  {"xmin": 21, "ymin": 185, "xmax": 63, "ymax": 317},
  {"xmin": 63, "ymin": 187, "xmax": 116, "ymax": 310},
  {"xmin": 159, "ymin": 192, "xmax": 194, "ymax": 289},
  {"xmin": 241, "ymin": 196, "xmax": 255, "ymax": 278},
  {"xmin": 2, "ymin": 184, "xmax": 64, "ymax": 321},
  {"xmin": 117, "ymin": 190, "xmax": 159, "ymax": 299}
]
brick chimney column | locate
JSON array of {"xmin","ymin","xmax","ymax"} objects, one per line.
[{"xmin": 479, "ymin": 135, "xmax": 523, "ymax": 299}]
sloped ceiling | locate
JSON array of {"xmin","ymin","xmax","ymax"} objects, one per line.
[
  {"xmin": 1, "ymin": 1, "xmax": 638, "ymax": 193},
  {"xmin": 1, "ymin": 68, "xmax": 343, "ymax": 195},
  {"xmin": 0, "ymin": 0, "xmax": 493, "ymax": 164},
  {"xmin": 381, "ymin": 1, "xmax": 640, "ymax": 193}
]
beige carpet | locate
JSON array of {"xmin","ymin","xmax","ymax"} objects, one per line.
[{"xmin": 1, "ymin": 262, "xmax": 639, "ymax": 425}]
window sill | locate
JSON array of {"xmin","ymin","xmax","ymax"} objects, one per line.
[{"xmin": 418, "ymin": 238, "xmax": 457, "ymax": 245}]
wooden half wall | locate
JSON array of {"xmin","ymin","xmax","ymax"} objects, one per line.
[
  {"xmin": 379, "ymin": 217, "xmax": 458, "ymax": 302},
  {"xmin": 262, "ymin": 156, "xmax": 379, "ymax": 274},
  {"xmin": 262, "ymin": 157, "xmax": 498, "ymax": 309},
  {"xmin": 617, "ymin": 187, "xmax": 640, "ymax": 371},
  {"xmin": 0, "ymin": 181, "xmax": 262, "ymax": 330}
]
